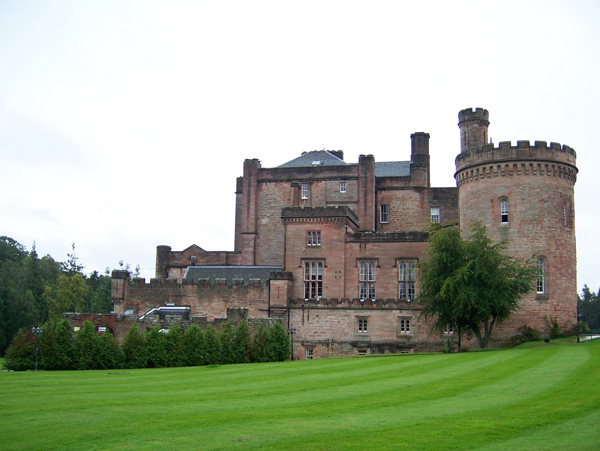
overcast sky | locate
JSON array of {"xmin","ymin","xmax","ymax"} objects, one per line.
[{"xmin": 1, "ymin": 0, "xmax": 598, "ymax": 294}]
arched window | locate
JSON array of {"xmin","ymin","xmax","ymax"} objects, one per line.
[
  {"xmin": 500, "ymin": 199, "xmax": 508, "ymax": 223},
  {"xmin": 536, "ymin": 259, "xmax": 545, "ymax": 294}
]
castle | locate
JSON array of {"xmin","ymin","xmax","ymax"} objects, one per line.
[{"xmin": 71, "ymin": 108, "xmax": 578, "ymax": 358}]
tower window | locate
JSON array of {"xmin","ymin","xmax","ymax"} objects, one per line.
[
  {"xmin": 304, "ymin": 261, "xmax": 323, "ymax": 299},
  {"xmin": 431, "ymin": 207, "xmax": 440, "ymax": 223},
  {"xmin": 537, "ymin": 259, "xmax": 545, "ymax": 294},
  {"xmin": 501, "ymin": 199, "xmax": 508, "ymax": 223},
  {"xmin": 380, "ymin": 204, "xmax": 390, "ymax": 223},
  {"xmin": 340, "ymin": 182, "xmax": 346, "ymax": 193},
  {"xmin": 307, "ymin": 231, "xmax": 321, "ymax": 246}
]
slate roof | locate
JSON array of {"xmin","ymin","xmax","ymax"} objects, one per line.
[
  {"xmin": 183, "ymin": 266, "xmax": 282, "ymax": 284},
  {"xmin": 375, "ymin": 161, "xmax": 411, "ymax": 177},
  {"xmin": 278, "ymin": 150, "xmax": 347, "ymax": 168}
]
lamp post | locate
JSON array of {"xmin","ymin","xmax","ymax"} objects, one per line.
[
  {"xmin": 31, "ymin": 326, "xmax": 42, "ymax": 371},
  {"xmin": 287, "ymin": 327, "xmax": 296, "ymax": 361}
]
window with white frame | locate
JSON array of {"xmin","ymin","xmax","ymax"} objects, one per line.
[
  {"xmin": 444, "ymin": 325, "xmax": 454, "ymax": 334},
  {"xmin": 399, "ymin": 318, "xmax": 410, "ymax": 334},
  {"xmin": 358, "ymin": 318, "xmax": 368, "ymax": 333},
  {"xmin": 358, "ymin": 349, "xmax": 367, "ymax": 355},
  {"xmin": 305, "ymin": 348, "xmax": 314, "ymax": 360},
  {"xmin": 359, "ymin": 261, "xmax": 376, "ymax": 299},
  {"xmin": 500, "ymin": 199, "xmax": 508, "ymax": 223},
  {"xmin": 537, "ymin": 258, "xmax": 545, "ymax": 294},
  {"xmin": 431, "ymin": 207, "xmax": 440, "ymax": 223},
  {"xmin": 340, "ymin": 181, "xmax": 346, "ymax": 193},
  {"xmin": 307, "ymin": 231, "xmax": 321, "ymax": 246},
  {"xmin": 380, "ymin": 204, "xmax": 390, "ymax": 223},
  {"xmin": 398, "ymin": 261, "xmax": 416, "ymax": 301},
  {"xmin": 304, "ymin": 261, "xmax": 323, "ymax": 299},
  {"xmin": 301, "ymin": 183, "xmax": 309, "ymax": 199}
]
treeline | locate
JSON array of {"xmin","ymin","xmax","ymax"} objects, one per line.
[
  {"xmin": 579, "ymin": 285, "xmax": 600, "ymax": 331},
  {"xmin": 3, "ymin": 319, "xmax": 290, "ymax": 371},
  {"xmin": 0, "ymin": 236, "xmax": 134, "ymax": 354}
]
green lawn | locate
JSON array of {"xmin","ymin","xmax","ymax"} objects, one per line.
[{"xmin": 1, "ymin": 340, "xmax": 599, "ymax": 450}]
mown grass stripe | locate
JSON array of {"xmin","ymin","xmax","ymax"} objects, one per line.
[{"xmin": 1, "ymin": 340, "xmax": 598, "ymax": 450}]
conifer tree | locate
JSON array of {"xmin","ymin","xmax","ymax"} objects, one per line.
[
  {"xmin": 266, "ymin": 322, "xmax": 290, "ymax": 362},
  {"xmin": 166, "ymin": 325, "xmax": 186, "ymax": 367},
  {"xmin": 146, "ymin": 326, "xmax": 168, "ymax": 368},
  {"xmin": 76, "ymin": 320, "xmax": 100, "ymax": 370},
  {"xmin": 184, "ymin": 324, "xmax": 206, "ymax": 367},
  {"xmin": 204, "ymin": 325, "xmax": 221, "ymax": 365},
  {"xmin": 219, "ymin": 322, "xmax": 236, "ymax": 364},
  {"xmin": 251, "ymin": 323, "xmax": 268, "ymax": 363},
  {"xmin": 233, "ymin": 320, "xmax": 251, "ymax": 364},
  {"xmin": 97, "ymin": 331, "xmax": 124, "ymax": 369},
  {"xmin": 122, "ymin": 325, "xmax": 147, "ymax": 369}
]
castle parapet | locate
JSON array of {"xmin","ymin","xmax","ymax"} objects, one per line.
[{"xmin": 455, "ymin": 140, "xmax": 577, "ymax": 175}]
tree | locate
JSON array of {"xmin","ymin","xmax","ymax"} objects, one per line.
[
  {"xmin": 232, "ymin": 321, "xmax": 251, "ymax": 364},
  {"xmin": 579, "ymin": 285, "xmax": 600, "ymax": 331},
  {"xmin": 146, "ymin": 326, "xmax": 168, "ymax": 368},
  {"xmin": 45, "ymin": 274, "xmax": 90, "ymax": 319},
  {"xmin": 266, "ymin": 322, "xmax": 290, "ymax": 362},
  {"xmin": 219, "ymin": 322, "xmax": 236, "ymax": 364},
  {"xmin": 184, "ymin": 324, "xmax": 206, "ymax": 367},
  {"xmin": 96, "ymin": 331, "xmax": 124, "ymax": 369},
  {"xmin": 40, "ymin": 319, "xmax": 75, "ymax": 370},
  {"xmin": 418, "ymin": 223, "xmax": 537, "ymax": 349},
  {"xmin": 3, "ymin": 327, "xmax": 35, "ymax": 371},
  {"xmin": 251, "ymin": 323, "xmax": 268, "ymax": 363},
  {"xmin": 166, "ymin": 325, "xmax": 186, "ymax": 367},
  {"xmin": 122, "ymin": 325, "xmax": 147, "ymax": 369},
  {"xmin": 76, "ymin": 320, "xmax": 101, "ymax": 370},
  {"xmin": 204, "ymin": 326, "xmax": 221, "ymax": 365}
]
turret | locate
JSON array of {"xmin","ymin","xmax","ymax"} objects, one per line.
[{"xmin": 458, "ymin": 108, "xmax": 489, "ymax": 153}]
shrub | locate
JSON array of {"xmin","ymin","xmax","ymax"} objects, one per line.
[
  {"xmin": 545, "ymin": 316, "xmax": 563, "ymax": 339},
  {"xmin": 146, "ymin": 326, "xmax": 168, "ymax": 368},
  {"xmin": 3, "ymin": 328, "xmax": 35, "ymax": 371},
  {"xmin": 204, "ymin": 326, "xmax": 221, "ymax": 365}
]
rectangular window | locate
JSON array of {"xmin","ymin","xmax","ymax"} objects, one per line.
[
  {"xmin": 399, "ymin": 318, "xmax": 410, "ymax": 333},
  {"xmin": 358, "ymin": 318, "xmax": 368, "ymax": 333},
  {"xmin": 359, "ymin": 261, "xmax": 376, "ymax": 299},
  {"xmin": 306, "ymin": 348, "xmax": 313, "ymax": 360},
  {"xmin": 358, "ymin": 349, "xmax": 367, "ymax": 355},
  {"xmin": 501, "ymin": 199, "xmax": 508, "ymax": 223},
  {"xmin": 380, "ymin": 204, "xmax": 390, "ymax": 223},
  {"xmin": 304, "ymin": 261, "xmax": 323, "ymax": 299},
  {"xmin": 340, "ymin": 182, "xmax": 346, "ymax": 193},
  {"xmin": 537, "ymin": 259, "xmax": 545, "ymax": 294},
  {"xmin": 301, "ymin": 183, "xmax": 309, "ymax": 200},
  {"xmin": 307, "ymin": 231, "xmax": 321, "ymax": 246},
  {"xmin": 398, "ymin": 261, "xmax": 416, "ymax": 301},
  {"xmin": 431, "ymin": 207, "xmax": 440, "ymax": 223}
]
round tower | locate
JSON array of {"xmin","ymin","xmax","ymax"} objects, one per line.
[
  {"xmin": 455, "ymin": 108, "xmax": 578, "ymax": 340},
  {"xmin": 458, "ymin": 107, "xmax": 490, "ymax": 153}
]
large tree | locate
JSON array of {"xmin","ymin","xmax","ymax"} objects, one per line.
[{"xmin": 418, "ymin": 223, "xmax": 537, "ymax": 349}]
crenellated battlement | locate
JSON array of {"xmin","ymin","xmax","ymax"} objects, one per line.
[
  {"xmin": 289, "ymin": 297, "xmax": 422, "ymax": 309},
  {"xmin": 458, "ymin": 108, "xmax": 489, "ymax": 124},
  {"xmin": 455, "ymin": 140, "xmax": 577, "ymax": 185}
]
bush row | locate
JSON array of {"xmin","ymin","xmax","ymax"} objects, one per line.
[{"xmin": 3, "ymin": 319, "xmax": 290, "ymax": 371}]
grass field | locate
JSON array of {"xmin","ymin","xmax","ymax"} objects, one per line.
[{"xmin": 1, "ymin": 340, "xmax": 599, "ymax": 451}]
